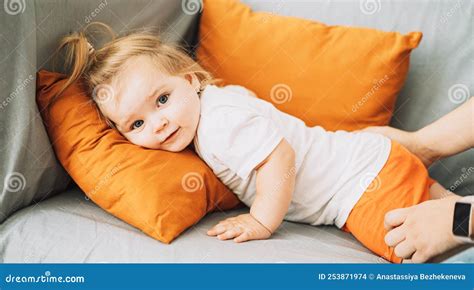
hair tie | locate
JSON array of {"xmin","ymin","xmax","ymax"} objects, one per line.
[
  {"xmin": 86, "ymin": 41, "xmax": 95, "ymax": 55},
  {"xmin": 196, "ymin": 85, "xmax": 204, "ymax": 97}
]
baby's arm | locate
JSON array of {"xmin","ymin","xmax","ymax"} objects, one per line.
[
  {"xmin": 207, "ymin": 138, "xmax": 295, "ymax": 242},
  {"xmin": 251, "ymin": 138, "xmax": 295, "ymax": 233}
]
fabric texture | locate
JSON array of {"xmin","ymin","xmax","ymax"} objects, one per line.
[
  {"xmin": 197, "ymin": 0, "xmax": 422, "ymax": 132},
  {"xmin": 0, "ymin": 2, "xmax": 70, "ymax": 223},
  {"xmin": 194, "ymin": 84, "xmax": 391, "ymax": 227},
  {"xmin": 343, "ymin": 140, "xmax": 435, "ymax": 263},
  {"xmin": 35, "ymin": 70, "xmax": 242, "ymax": 244}
]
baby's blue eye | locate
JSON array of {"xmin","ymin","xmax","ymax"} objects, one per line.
[
  {"xmin": 157, "ymin": 94, "xmax": 169, "ymax": 105},
  {"xmin": 131, "ymin": 120, "xmax": 144, "ymax": 130}
]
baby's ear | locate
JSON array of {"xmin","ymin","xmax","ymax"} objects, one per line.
[{"xmin": 184, "ymin": 73, "xmax": 200, "ymax": 90}]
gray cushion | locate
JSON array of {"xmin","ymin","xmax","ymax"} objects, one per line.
[
  {"xmin": 243, "ymin": 0, "xmax": 473, "ymax": 196},
  {"xmin": 0, "ymin": 0, "xmax": 200, "ymax": 222}
]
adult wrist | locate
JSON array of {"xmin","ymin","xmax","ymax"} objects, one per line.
[
  {"xmin": 452, "ymin": 196, "xmax": 474, "ymax": 243},
  {"xmin": 412, "ymin": 129, "xmax": 438, "ymax": 166}
]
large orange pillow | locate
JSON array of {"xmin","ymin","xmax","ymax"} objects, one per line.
[
  {"xmin": 36, "ymin": 70, "xmax": 242, "ymax": 244},
  {"xmin": 197, "ymin": 0, "xmax": 422, "ymax": 131}
]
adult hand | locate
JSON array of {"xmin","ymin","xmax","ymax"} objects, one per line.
[
  {"xmin": 384, "ymin": 195, "xmax": 463, "ymax": 263},
  {"xmin": 207, "ymin": 213, "xmax": 272, "ymax": 243}
]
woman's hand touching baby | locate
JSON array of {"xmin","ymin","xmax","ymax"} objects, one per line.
[
  {"xmin": 359, "ymin": 98, "xmax": 473, "ymax": 168},
  {"xmin": 207, "ymin": 213, "xmax": 272, "ymax": 242}
]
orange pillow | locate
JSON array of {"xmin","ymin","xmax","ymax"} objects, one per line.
[
  {"xmin": 197, "ymin": 0, "xmax": 422, "ymax": 131},
  {"xmin": 36, "ymin": 70, "xmax": 242, "ymax": 244}
]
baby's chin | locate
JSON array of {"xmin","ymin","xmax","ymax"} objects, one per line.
[{"xmin": 156, "ymin": 138, "xmax": 193, "ymax": 152}]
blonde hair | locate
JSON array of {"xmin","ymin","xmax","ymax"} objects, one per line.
[{"xmin": 53, "ymin": 22, "xmax": 217, "ymax": 128}]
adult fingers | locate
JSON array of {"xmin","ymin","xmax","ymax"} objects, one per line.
[
  {"xmin": 384, "ymin": 207, "xmax": 410, "ymax": 230},
  {"xmin": 394, "ymin": 240, "xmax": 416, "ymax": 259},
  {"xmin": 410, "ymin": 251, "xmax": 428, "ymax": 263},
  {"xmin": 384, "ymin": 224, "xmax": 406, "ymax": 247}
]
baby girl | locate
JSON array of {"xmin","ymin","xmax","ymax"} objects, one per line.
[{"xmin": 56, "ymin": 23, "xmax": 458, "ymax": 263}]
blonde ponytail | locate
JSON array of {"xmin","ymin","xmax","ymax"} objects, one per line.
[{"xmin": 50, "ymin": 23, "xmax": 114, "ymax": 106}]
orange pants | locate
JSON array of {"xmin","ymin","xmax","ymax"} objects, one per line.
[{"xmin": 343, "ymin": 140, "xmax": 436, "ymax": 263}]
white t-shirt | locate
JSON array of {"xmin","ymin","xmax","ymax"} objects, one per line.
[{"xmin": 193, "ymin": 84, "xmax": 391, "ymax": 228}]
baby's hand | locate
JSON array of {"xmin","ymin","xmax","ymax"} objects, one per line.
[{"xmin": 207, "ymin": 213, "xmax": 272, "ymax": 243}]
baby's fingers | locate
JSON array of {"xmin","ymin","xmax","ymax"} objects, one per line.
[
  {"xmin": 207, "ymin": 222, "xmax": 230, "ymax": 236},
  {"xmin": 217, "ymin": 228, "xmax": 242, "ymax": 240},
  {"xmin": 234, "ymin": 231, "xmax": 250, "ymax": 243}
]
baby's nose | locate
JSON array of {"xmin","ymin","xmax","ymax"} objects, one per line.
[{"xmin": 154, "ymin": 118, "xmax": 168, "ymax": 133}]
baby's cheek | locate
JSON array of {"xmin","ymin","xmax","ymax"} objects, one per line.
[{"xmin": 126, "ymin": 134, "xmax": 147, "ymax": 148}]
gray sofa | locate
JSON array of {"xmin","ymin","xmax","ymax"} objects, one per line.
[{"xmin": 0, "ymin": 0, "xmax": 472, "ymax": 263}]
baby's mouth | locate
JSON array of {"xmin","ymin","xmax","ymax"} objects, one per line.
[{"xmin": 162, "ymin": 128, "xmax": 180, "ymax": 144}]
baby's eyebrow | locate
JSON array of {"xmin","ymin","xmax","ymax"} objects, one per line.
[{"xmin": 118, "ymin": 86, "xmax": 163, "ymax": 129}]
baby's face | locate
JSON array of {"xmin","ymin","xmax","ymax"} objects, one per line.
[{"xmin": 97, "ymin": 55, "xmax": 201, "ymax": 152}]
